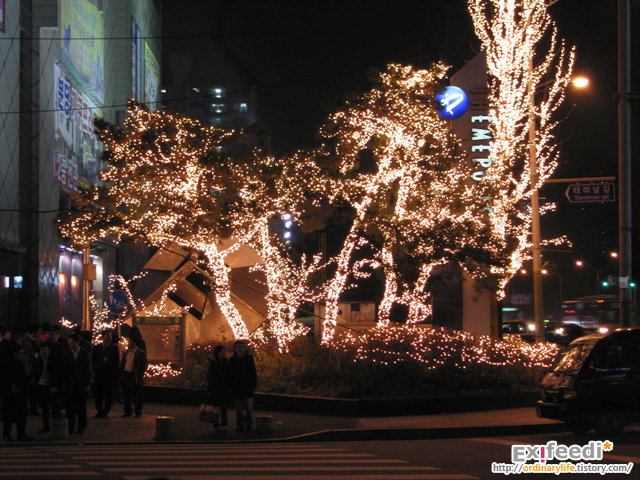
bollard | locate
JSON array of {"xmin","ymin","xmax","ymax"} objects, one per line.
[
  {"xmin": 155, "ymin": 416, "xmax": 174, "ymax": 440},
  {"xmin": 255, "ymin": 415, "xmax": 272, "ymax": 433},
  {"xmin": 52, "ymin": 417, "xmax": 69, "ymax": 440}
]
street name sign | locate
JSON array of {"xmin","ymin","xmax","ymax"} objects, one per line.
[{"xmin": 565, "ymin": 183, "xmax": 615, "ymax": 203}]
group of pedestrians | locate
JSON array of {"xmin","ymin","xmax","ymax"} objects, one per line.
[
  {"xmin": 0, "ymin": 323, "xmax": 148, "ymax": 441},
  {"xmin": 207, "ymin": 339, "xmax": 257, "ymax": 431}
]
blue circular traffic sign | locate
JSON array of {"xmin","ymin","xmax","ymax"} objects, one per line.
[
  {"xmin": 106, "ymin": 290, "xmax": 129, "ymax": 314},
  {"xmin": 434, "ymin": 86, "xmax": 469, "ymax": 120}
]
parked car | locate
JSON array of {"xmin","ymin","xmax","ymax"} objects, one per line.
[
  {"xmin": 537, "ymin": 328, "xmax": 640, "ymax": 435},
  {"xmin": 501, "ymin": 320, "xmax": 536, "ymax": 343}
]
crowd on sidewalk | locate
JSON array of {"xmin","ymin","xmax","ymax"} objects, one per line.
[
  {"xmin": 0, "ymin": 324, "xmax": 258, "ymax": 442},
  {"xmin": 0, "ymin": 323, "xmax": 149, "ymax": 442}
]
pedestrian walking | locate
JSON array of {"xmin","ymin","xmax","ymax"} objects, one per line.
[
  {"xmin": 0, "ymin": 343, "xmax": 31, "ymax": 441},
  {"xmin": 120, "ymin": 336, "xmax": 148, "ymax": 418},
  {"xmin": 91, "ymin": 329, "xmax": 120, "ymax": 418},
  {"xmin": 111, "ymin": 330, "xmax": 126, "ymax": 403},
  {"xmin": 43, "ymin": 324, "xmax": 65, "ymax": 417},
  {"xmin": 207, "ymin": 345, "xmax": 231, "ymax": 431},
  {"xmin": 61, "ymin": 334, "xmax": 92, "ymax": 434},
  {"xmin": 17, "ymin": 323, "xmax": 40, "ymax": 415},
  {"xmin": 227, "ymin": 340, "xmax": 257, "ymax": 431},
  {"xmin": 33, "ymin": 343, "xmax": 53, "ymax": 433}
]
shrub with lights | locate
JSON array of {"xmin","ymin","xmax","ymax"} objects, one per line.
[{"xmin": 145, "ymin": 327, "xmax": 560, "ymax": 398}]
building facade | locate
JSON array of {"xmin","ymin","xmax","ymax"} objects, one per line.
[{"xmin": 0, "ymin": 0, "xmax": 161, "ymax": 334}]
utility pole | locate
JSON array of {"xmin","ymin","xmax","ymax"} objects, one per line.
[
  {"xmin": 529, "ymin": 56, "xmax": 545, "ymax": 343},
  {"xmin": 618, "ymin": 0, "xmax": 633, "ymax": 327}
]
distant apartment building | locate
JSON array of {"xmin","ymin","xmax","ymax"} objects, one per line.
[
  {"xmin": 161, "ymin": 50, "xmax": 261, "ymax": 132},
  {"xmin": 0, "ymin": 0, "xmax": 160, "ymax": 333}
]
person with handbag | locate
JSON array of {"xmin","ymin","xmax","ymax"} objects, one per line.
[
  {"xmin": 227, "ymin": 340, "xmax": 257, "ymax": 431},
  {"xmin": 206, "ymin": 345, "xmax": 230, "ymax": 431}
]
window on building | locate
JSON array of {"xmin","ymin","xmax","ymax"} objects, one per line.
[
  {"xmin": 211, "ymin": 103, "xmax": 225, "ymax": 113},
  {"xmin": 237, "ymin": 102, "xmax": 248, "ymax": 113},
  {"xmin": 211, "ymin": 87, "xmax": 225, "ymax": 98}
]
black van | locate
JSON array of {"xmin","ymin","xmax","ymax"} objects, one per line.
[{"xmin": 537, "ymin": 328, "xmax": 640, "ymax": 436}]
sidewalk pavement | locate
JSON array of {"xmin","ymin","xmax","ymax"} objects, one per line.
[{"xmin": 14, "ymin": 403, "xmax": 571, "ymax": 446}]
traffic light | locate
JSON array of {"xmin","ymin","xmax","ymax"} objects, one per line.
[{"xmin": 601, "ymin": 280, "xmax": 610, "ymax": 288}]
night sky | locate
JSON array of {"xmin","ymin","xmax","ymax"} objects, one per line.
[{"xmin": 161, "ymin": 0, "xmax": 639, "ymax": 304}]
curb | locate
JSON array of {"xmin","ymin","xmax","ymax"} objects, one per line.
[
  {"xmin": 144, "ymin": 386, "xmax": 542, "ymax": 418},
  {"xmin": 7, "ymin": 423, "xmax": 568, "ymax": 447},
  {"xmin": 285, "ymin": 422, "xmax": 569, "ymax": 443}
]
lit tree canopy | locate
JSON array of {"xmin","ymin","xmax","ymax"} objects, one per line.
[
  {"xmin": 468, "ymin": 0, "xmax": 575, "ymax": 290},
  {"xmin": 59, "ymin": 102, "xmax": 284, "ymax": 339},
  {"xmin": 307, "ymin": 63, "xmax": 503, "ymax": 337}
]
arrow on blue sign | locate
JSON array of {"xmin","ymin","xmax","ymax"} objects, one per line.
[{"xmin": 565, "ymin": 183, "xmax": 616, "ymax": 203}]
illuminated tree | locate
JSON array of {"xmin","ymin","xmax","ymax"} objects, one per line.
[
  {"xmin": 58, "ymin": 103, "xmax": 277, "ymax": 340},
  {"xmin": 58, "ymin": 103, "xmax": 334, "ymax": 351},
  {"xmin": 468, "ymin": 0, "xmax": 575, "ymax": 290},
  {"xmin": 313, "ymin": 63, "xmax": 495, "ymax": 341}
]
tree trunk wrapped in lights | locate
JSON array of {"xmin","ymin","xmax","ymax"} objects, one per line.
[{"xmin": 468, "ymin": 0, "xmax": 575, "ymax": 292}]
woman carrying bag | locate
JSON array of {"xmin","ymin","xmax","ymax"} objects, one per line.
[{"xmin": 206, "ymin": 345, "xmax": 231, "ymax": 431}]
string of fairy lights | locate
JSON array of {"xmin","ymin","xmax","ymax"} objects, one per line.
[{"xmin": 59, "ymin": 1, "xmax": 575, "ymax": 363}]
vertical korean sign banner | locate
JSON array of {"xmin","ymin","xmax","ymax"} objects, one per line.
[
  {"xmin": 54, "ymin": 64, "xmax": 102, "ymax": 192},
  {"xmin": 131, "ymin": 18, "xmax": 143, "ymax": 101},
  {"xmin": 144, "ymin": 41, "xmax": 159, "ymax": 109},
  {"xmin": 60, "ymin": 0, "xmax": 104, "ymax": 105},
  {"xmin": 0, "ymin": 0, "xmax": 5, "ymax": 32}
]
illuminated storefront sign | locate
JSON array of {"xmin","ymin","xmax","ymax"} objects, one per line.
[
  {"xmin": 60, "ymin": 0, "xmax": 104, "ymax": 104},
  {"xmin": 434, "ymin": 86, "xmax": 469, "ymax": 120},
  {"xmin": 144, "ymin": 41, "xmax": 160, "ymax": 109},
  {"xmin": 54, "ymin": 64, "xmax": 102, "ymax": 192}
]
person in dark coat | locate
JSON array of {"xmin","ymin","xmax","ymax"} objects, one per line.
[
  {"xmin": 0, "ymin": 343, "xmax": 31, "ymax": 441},
  {"xmin": 18, "ymin": 323, "xmax": 40, "ymax": 415},
  {"xmin": 32, "ymin": 343, "xmax": 53, "ymax": 433},
  {"xmin": 207, "ymin": 345, "xmax": 231, "ymax": 430},
  {"xmin": 128, "ymin": 326, "xmax": 147, "ymax": 352},
  {"xmin": 120, "ymin": 336, "xmax": 148, "ymax": 418},
  {"xmin": 72, "ymin": 326, "xmax": 92, "ymax": 353},
  {"xmin": 91, "ymin": 329, "xmax": 120, "ymax": 418},
  {"xmin": 0, "ymin": 328, "xmax": 17, "ymax": 366},
  {"xmin": 44, "ymin": 324, "xmax": 67, "ymax": 417},
  {"xmin": 61, "ymin": 334, "xmax": 92, "ymax": 434},
  {"xmin": 227, "ymin": 340, "xmax": 257, "ymax": 431}
]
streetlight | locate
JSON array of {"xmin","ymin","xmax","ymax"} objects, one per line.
[{"xmin": 575, "ymin": 260, "xmax": 600, "ymax": 295}]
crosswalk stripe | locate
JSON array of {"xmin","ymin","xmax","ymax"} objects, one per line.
[
  {"xmin": 0, "ymin": 473, "xmax": 99, "ymax": 477},
  {"xmin": 0, "ymin": 466, "xmax": 81, "ymax": 470},
  {"xmin": 88, "ymin": 458, "xmax": 406, "ymax": 465},
  {"xmin": 107, "ymin": 466, "xmax": 447, "ymax": 473},
  {"xmin": 13, "ymin": 443, "xmax": 479, "ymax": 480},
  {"xmin": 122, "ymin": 476, "xmax": 477, "ymax": 480},
  {"xmin": 77, "ymin": 453, "xmax": 375, "ymax": 460}
]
